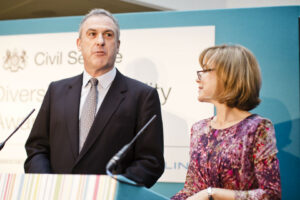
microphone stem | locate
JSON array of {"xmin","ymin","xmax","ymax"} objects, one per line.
[
  {"xmin": 127, "ymin": 115, "xmax": 157, "ymax": 147},
  {"xmin": 106, "ymin": 114, "xmax": 157, "ymax": 174},
  {"xmin": 2, "ymin": 109, "xmax": 35, "ymax": 144}
]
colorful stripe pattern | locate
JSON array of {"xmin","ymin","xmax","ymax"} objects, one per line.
[{"xmin": 0, "ymin": 174, "xmax": 117, "ymax": 200}]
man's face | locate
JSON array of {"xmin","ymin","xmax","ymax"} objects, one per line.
[{"xmin": 77, "ymin": 15, "xmax": 120, "ymax": 76}]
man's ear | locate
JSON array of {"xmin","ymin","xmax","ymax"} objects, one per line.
[
  {"xmin": 77, "ymin": 38, "xmax": 81, "ymax": 51},
  {"xmin": 116, "ymin": 40, "xmax": 120, "ymax": 52}
]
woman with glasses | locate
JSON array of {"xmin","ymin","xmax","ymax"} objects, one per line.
[{"xmin": 171, "ymin": 44, "xmax": 281, "ymax": 200}]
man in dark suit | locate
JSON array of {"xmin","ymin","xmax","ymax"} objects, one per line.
[{"xmin": 24, "ymin": 8, "xmax": 164, "ymax": 188}]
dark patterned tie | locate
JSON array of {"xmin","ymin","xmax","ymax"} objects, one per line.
[{"xmin": 79, "ymin": 78, "xmax": 98, "ymax": 152}]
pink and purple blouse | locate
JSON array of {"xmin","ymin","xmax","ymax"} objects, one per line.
[{"xmin": 171, "ymin": 114, "xmax": 281, "ymax": 200}]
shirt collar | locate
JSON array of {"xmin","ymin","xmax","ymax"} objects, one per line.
[{"xmin": 82, "ymin": 67, "xmax": 116, "ymax": 89}]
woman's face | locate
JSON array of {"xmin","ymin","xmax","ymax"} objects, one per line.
[{"xmin": 196, "ymin": 63, "xmax": 218, "ymax": 103}]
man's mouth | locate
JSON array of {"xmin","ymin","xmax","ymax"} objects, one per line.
[{"xmin": 94, "ymin": 50, "xmax": 105, "ymax": 55}]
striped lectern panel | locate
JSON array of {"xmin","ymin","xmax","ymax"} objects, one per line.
[{"xmin": 0, "ymin": 174, "xmax": 117, "ymax": 200}]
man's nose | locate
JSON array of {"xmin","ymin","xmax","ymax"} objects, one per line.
[{"xmin": 97, "ymin": 35, "xmax": 105, "ymax": 45}]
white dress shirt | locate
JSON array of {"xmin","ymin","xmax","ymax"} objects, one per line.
[{"xmin": 79, "ymin": 67, "xmax": 116, "ymax": 119}]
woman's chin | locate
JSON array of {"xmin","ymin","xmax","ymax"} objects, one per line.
[
  {"xmin": 197, "ymin": 97, "xmax": 212, "ymax": 103},
  {"xmin": 197, "ymin": 97, "xmax": 205, "ymax": 102}
]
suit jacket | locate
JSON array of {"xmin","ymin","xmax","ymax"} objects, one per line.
[{"xmin": 24, "ymin": 69, "xmax": 164, "ymax": 188}]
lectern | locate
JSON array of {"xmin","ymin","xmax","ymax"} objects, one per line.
[{"xmin": 0, "ymin": 174, "xmax": 168, "ymax": 200}]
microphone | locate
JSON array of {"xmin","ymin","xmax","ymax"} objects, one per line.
[
  {"xmin": 0, "ymin": 109, "xmax": 35, "ymax": 151},
  {"xmin": 106, "ymin": 115, "xmax": 157, "ymax": 176}
]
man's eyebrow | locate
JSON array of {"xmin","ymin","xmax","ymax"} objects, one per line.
[
  {"xmin": 86, "ymin": 28, "xmax": 96, "ymax": 32},
  {"xmin": 103, "ymin": 28, "xmax": 115, "ymax": 33},
  {"xmin": 86, "ymin": 28, "xmax": 115, "ymax": 34}
]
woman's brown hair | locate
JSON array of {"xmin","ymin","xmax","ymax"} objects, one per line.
[{"xmin": 199, "ymin": 44, "xmax": 261, "ymax": 111}]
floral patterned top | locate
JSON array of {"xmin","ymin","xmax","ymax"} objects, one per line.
[{"xmin": 171, "ymin": 114, "xmax": 281, "ymax": 200}]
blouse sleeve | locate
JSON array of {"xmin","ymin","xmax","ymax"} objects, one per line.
[
  {"xmin": 171, "ymin": 125, "xmax": 201, "ymax": 200},
  {"xmin": 235, "ymin": 119, "xmax": 281, "ymax": 200}
]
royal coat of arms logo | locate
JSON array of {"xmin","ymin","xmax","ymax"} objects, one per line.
[{"xmin": 2, "ymin": 49, "xmax": 27, "ymax": 72}]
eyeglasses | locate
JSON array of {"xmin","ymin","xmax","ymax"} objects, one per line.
[{"xmin": 197, "ymin": 68, "xmax": 215, "ymax": 80}]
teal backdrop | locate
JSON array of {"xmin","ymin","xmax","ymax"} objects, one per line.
[{"xmin": 0, "ymin": 6, "xmax": 299, "ymax": 199}]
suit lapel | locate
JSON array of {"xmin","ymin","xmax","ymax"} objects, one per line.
[
  {"xmin": 64, "ymin": 74, "xmax": 82, "ymax": 160},
  {"xmin": 75, "ymin": 70, "xmax": 127, "ymax": 163}
]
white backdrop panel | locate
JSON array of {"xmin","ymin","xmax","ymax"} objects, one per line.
[{"xmin": 0, "ymin": 26, "xmax": 215, "ymax": 182}]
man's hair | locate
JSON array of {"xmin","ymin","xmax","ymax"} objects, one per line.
[
  {"xmin": 78, "ymin": 8, "xmax": 120, "ymax": 40},
  {"xmin": 199, "ymin": 44, "xmax": 262, "ymax": 111}
]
